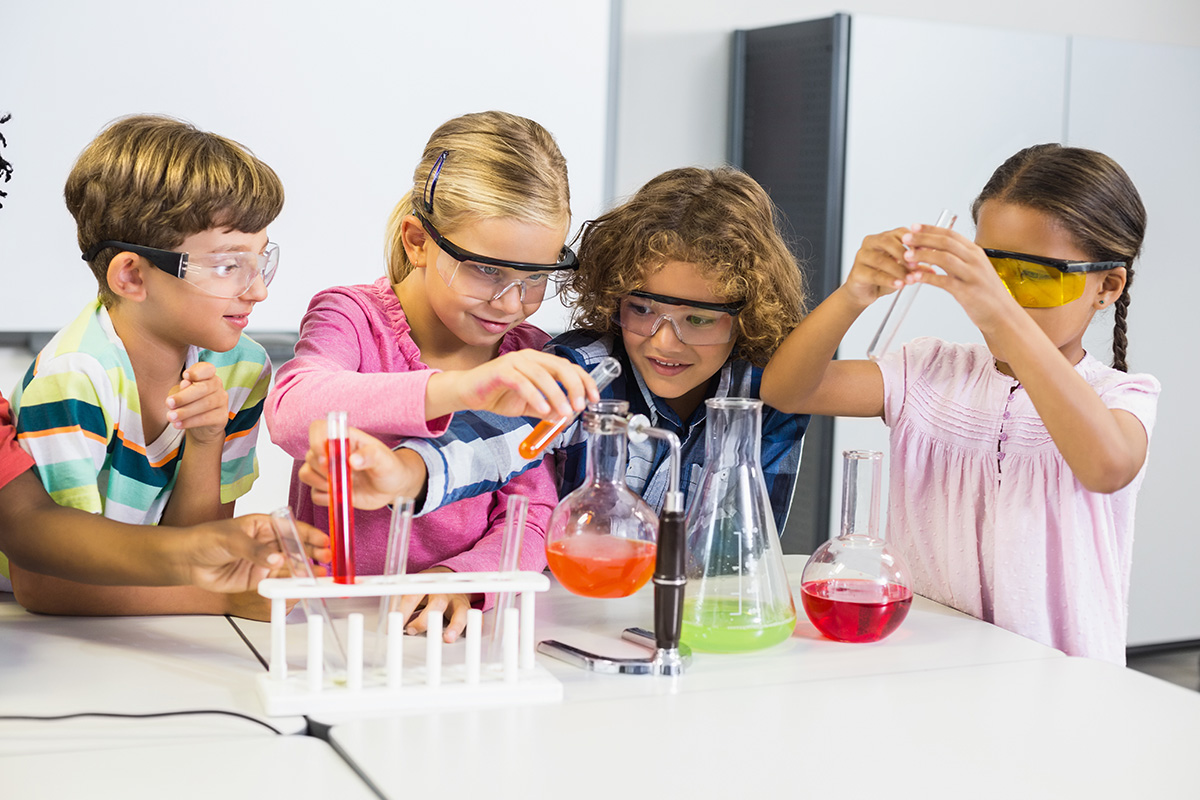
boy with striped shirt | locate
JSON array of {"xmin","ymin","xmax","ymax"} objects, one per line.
[{"xmin": 6, "ymin": 115, "xmax": 284, "ymax": 619}]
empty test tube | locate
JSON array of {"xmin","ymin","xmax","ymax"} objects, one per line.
[
  {"xmin": 374, "ymin": 497, "xmax": 414, "ymax": 666},
  {"xmin": 518, "ymin": 357, "xmax": 621, "ymax": 459},
  {"xmin": 866, "ymin": 209, "xmax": 957, "ymax": 361},
  {"xmin": 487, "ymin": 494, "xmax": 528, "ymax": 662}
]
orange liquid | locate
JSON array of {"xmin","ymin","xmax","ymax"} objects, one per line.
[
  {"xmin": 546, "ymin": 536, "xmax": 657, "ymax": 598},
  {"xmin": 519, "ymin": 417, "xmax": 569, "ymax": 459}
]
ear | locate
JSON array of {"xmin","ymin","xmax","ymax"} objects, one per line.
[
  {"xmin": 1095, "ymin": 266, "xmax": 1127, "ymax": 309},
  {"xmin": 106, "ymin": 252, "xmax": 148, "ymax": 302},
  {"xmin": 400, "ymin": 215, "xmax": 432, "ymax": 270}
]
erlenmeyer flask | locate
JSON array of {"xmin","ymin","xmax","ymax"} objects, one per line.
[
  {"xmin": 682, "ymin": 398, "xmax": 796, "ymax": 652},
  {"xmin": 545, "ymin": 400, "xmax": 658, "ymax": 598},
  {"xmin": 801, "ymin": 450, "xmax": 913, "ymax": 643}
]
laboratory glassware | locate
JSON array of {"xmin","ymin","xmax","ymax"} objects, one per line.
[
  {"xmin": 326, "ymin": 410, "xmax": 356, "ymax": 584},
  {"xmin": 800, "ymin": 450, "xmax": 913, "ymax": 642},
  {"xmin": 519, "ymin": 357, "xmax": 621, "ymax": 460},
  {"xmin": 682, "ymin": 398, "xmax": 796, "ymax": 652},
  {"xmin": 544, "ymin": 399, "xmax": 658, "ymax": 598}
]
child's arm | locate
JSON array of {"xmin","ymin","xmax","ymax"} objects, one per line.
[
  {"xmin": 761, "ymin": 228, "xmax": 912, "ymax": 417},
  {"xmin": 0, "ymin": 468, "xmax": 329, "ymax": 589},
  {"xmin": 900, "ymin": 225, "xmax": 1148, "ymax": 492},
  {"xmin": 394, "ymin": 457, "xmax": 557, "ymax": 642},
  {"xmin": 160, "ymin": 361, "xmax": 233, "ymax": 527}
]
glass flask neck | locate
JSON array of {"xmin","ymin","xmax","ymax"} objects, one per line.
[
  {"xmin": 583, "ymin": 400, "xmax": 631, "ymax": 486},
  {"xmin": 703, "ymin": 398, "xmax": 763, "ymax": 469},
  {"xmin": 839, "ymin": 449, "xmax": 883, "ymax": 541}
]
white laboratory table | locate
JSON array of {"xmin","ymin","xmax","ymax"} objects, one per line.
[
  {"xmin": 328, "ymin": 655, "xmax": 1200, "ymax": 799},
  {"xmin": 0, "ymin": 594, "xmax": 307, "ymax": 740},
  {"xmin": 231, "ymin": 555, "xmax": 1065, "ymax": 727},
  {"xmin": 4, "ymin": 734, "xmax": 379, "ymax": 800}
]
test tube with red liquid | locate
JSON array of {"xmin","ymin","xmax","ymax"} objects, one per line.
[
  {"xmin": 518, "ymin": 357, "xmax": 621, "ymax": 460},
  {"xmin": 326, "ymin": 410, "xmax": 356, "ymax": 584}
]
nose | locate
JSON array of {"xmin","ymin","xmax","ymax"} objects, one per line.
[
  {"xmin": 490, "ymin": 281, "xmax": 527, "ymax": 314},
  {"xmin": 649, "ymin": 315, "xmax": 685, "ymax": 348},
  {"xmin": 240, "ymin": 271, "xmax": 270, "ymax": 302}
]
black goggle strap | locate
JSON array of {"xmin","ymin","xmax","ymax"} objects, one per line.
[
  {"xmin": 81, "ymin": 240, "xmax": 186, "ymax": 279},
  {"xmin": 983, "ymin": 248, "xmax": 1126, "ymax": 275},
  {"xmin": 413, "ymin": 209, "xmax": 578, "ymax": 272},
  {"xmin": 628, "ymin": 289, "xmax": 744, "ymax": 316}
]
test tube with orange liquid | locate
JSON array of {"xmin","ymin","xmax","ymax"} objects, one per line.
[
  {"xmin": 518, "ymin": 357, "xmax": 621, "ymax": 460},
  {"xmin": 326, "ymin": 410, "xmax": 356, "ymax": 584}
]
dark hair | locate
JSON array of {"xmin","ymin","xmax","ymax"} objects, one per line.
[
  {"xmin": 972, "ymin": 144, "xmax": 1146, "ymax": 372},
  {"xmin": 564, "ymin": 166, "xmax": 806, "ymax": 367}
]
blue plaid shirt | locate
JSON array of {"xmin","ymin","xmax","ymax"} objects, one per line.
[{"xmin": 403, "ymin": 330, "xmax": 808, "ymax": 532}]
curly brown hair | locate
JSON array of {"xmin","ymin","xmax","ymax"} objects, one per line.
[{"xmin": 563, "ymin": 166, "xmax": 806, "ymax": 367}]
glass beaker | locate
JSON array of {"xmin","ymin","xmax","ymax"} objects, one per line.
[
  {"xmin": 544, "ymin": 400, "xmax": 658, "ymax": 598},
  {"xmin": 801, "ymin": 450, "xmax": 913, "ymax": 643},
  {"xmin": 682, "ymin": 398, "xmax": 796, "ymax": 652}
]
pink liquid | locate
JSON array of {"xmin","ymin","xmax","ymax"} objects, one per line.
[
  {"xmin": 326, "ymin": 437, "xmax": 356, "ymax": 584},
  {"xmin": 546, "ymin": 536, "xmax": 656, "ymax": 598},
  {"xmin": 801, "ymin": 579, "xmax": 912, "ymax": 643}
]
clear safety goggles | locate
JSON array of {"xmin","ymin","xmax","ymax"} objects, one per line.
[
  {"xmin": 83, "ymin": 240, "xmax": 279, "ymax": 299},
  {"xmin": 418, "ymin": 211, "xmax": 576, "ymax": 303},
  {"xmin": 614, "ymin": 290, "xmax": 742, "ymax": 345},
  {"xmin": 984, "ymin": 248, "xmax": 1125, "ymax": 308}
]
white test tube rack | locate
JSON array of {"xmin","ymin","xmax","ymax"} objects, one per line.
[{"xmin": 254, "ymin": 571, "xmax": 562, "ymax": 717}]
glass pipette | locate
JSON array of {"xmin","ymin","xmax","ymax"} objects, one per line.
[{"xmin": 866, "ymin": 209, "xmax": 957, "ymax": 361}]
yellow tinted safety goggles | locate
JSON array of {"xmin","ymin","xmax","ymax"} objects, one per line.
[{"xmin": 984, "ymin": 249, "xmax": 1125, "ymax": 308}]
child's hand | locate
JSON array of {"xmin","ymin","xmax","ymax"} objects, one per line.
[
  {"xmin": 901, "ymin": 223, "xmax": 1020, "ymax": 332},
  {"xmin": 299, "ymin": 419, "xmax": 429, "ymax": 510},
  {"xmin": 167, "ymin": 362, "xmax": 229, "ymax": 445},
  {"xmin": 426, "ymin": 350, "xmax": 599, "ymax": 421},
  {"xmin": 391, "ymin": 566, "xmax": 474, "ymax": 643},
  {"xmin": 183, "ymin": 515, "xmax": 331, "ymax": 593},
  {"xmin": 842, "ymin": 228, "xmax": 914, "ymax": 307}
]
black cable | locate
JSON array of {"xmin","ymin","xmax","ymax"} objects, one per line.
[
  {"xmin": 226, "ymin": 613, "xmax": 269, "ymax": 670},
  {"xmin": 0, "ymin": 709, "xmax": 283, "ymax": 735}
]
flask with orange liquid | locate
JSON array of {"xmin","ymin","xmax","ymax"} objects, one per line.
[{"xmin": 544, "ymin": 400, "xmax": 658, "ymax": 598}]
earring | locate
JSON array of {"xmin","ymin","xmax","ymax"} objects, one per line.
[{"xmin": 1098, "ymin": 299, "xmax": 1105, "ymax": 305}]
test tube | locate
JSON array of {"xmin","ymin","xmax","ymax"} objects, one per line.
[
  {"xmin": 518, "ymin": 357, "xmax": 621, "ymax": 460},
  {"xmin": 374, "ymin": 497, "xmax": 414, "ymax": 666},
  {"xmin": 326, "ymin": 410, "xmax": 356, "ymax": 584},
  {"xmin": 487, "ymin": 494, "xmax": 528, "ymax": 663},
  {"xmin": 866, "ymin": 209, "xmax": 957, "ymax": 361},
  {"xmin": 269, "ymin": 507, "xmax": 346, "ymax": 669}
]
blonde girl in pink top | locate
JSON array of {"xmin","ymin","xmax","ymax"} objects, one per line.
[
  {"xmin": 266, "ymin": 112, "xmax": 597, "ymax": 642},
  {"xmin": 762, "ymin": 145, "xmax": 1159, "ymax": 663}
]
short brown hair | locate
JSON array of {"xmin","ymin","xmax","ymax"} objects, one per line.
[
  {"xmin": 66, "ymin": 114, "xmax": 284, "ymax": 306},
  {"xmin": 384, "ymin": 111, "xmax": 570, "ymax": 283},
  {"xmin": 564, "ymin": 166, "xmax": 807, "ymax": 367}
]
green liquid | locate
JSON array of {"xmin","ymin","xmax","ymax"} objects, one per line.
[{"xmin": 681, "ymin": 597, "xmax": 796, "ymax": 653}]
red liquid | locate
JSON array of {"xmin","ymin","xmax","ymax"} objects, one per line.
[
  {"xmin": 546, "ymin": 536, "xmax": 656, "ymax": 598},
  {"xmin": 801, "ymin": 579, "xmax": 912, "ymax": 643},
  {"xmin": 326, "ymin": 437, "xmax": 356, "ymax": 584},
  {"xmin": 519, "ymin": 417, "xmax": 569, "ymax": 460}
]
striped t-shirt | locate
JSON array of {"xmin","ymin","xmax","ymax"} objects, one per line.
[{"xmin": 9, "ymin": 300, "xmax": 270, "ymax": 527}]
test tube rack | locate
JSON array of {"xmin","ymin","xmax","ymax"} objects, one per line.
[{"xmin": 254, "ymin": 571, "xmax": 562, "ymax": 717}]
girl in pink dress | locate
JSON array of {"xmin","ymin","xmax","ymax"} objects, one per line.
[
  {"xmin": 265, "ymin": 111, "xmax": 596, "ymax": 642},
  {"xmin": 762, "ymin": 145, "xmax": 1158, "ymax": 664}
]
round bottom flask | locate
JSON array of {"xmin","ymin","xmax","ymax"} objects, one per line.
[
  {"xmin": 801, "ymin": 450, "xmax": 913, "ymax": 643},
  {"xmin": 545, "ymin": 401, "xmax": 658, "ymax": 598}
]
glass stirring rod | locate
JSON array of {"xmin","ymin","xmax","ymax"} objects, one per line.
[
  {"xmin": 866, "ymin": 209, "xmax": 957, "ymax": 362},
  {"xmin": 518, "ymin": 356, "xmax": 621, "ymax": 460}
]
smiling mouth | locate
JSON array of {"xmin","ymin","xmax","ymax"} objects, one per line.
[{"xmin": 648, "ymin": 357, "xmax": 690, "ymax": 369}]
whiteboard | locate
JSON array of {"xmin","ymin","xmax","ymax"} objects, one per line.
[{"xmin": 0, "ymin": 0, "xmax": 614, "ymax": 336}]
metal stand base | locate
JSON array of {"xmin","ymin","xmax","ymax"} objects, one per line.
[{"xmin": 537, "ymin": 627, "xmax": 691, "ymax": 676}]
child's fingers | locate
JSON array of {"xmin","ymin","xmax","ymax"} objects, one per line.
[
  {"xmin": 442, "ymin": 597, "xmax": 472, "ymax": 643},
  {"xmin": 181, "ymin": 362, "xmax": 218, "ymax": 383},
  {"xmin": 399, "ymin": 593, "xmax": 428, "ymax": 635}
]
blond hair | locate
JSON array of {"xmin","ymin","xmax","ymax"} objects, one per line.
[
  {"xmin": 384, "ymin": 111, "xmax": 570, "ymax": 282},
  {"xmin": 65, "ymin": 114, "xmax": 284, "ymax": 307},
  {"xmin": 564, "ymin": 167, "xmax": 807, "ymax": 367}
]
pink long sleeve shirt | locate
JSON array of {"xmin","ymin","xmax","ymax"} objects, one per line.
[{"xmin": 265, "ymin": 277, "xmax": 557, "ymax": 590}]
